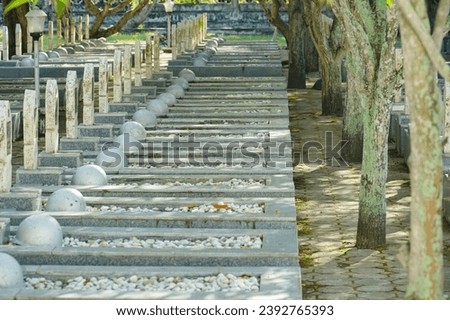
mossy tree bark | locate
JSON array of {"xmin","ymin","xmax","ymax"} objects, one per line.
[
  {"xmin": 258, "ymin": 0, "xmax": 306, "ymax": 89},
  {"xmin": 341, "ymin": 53, "xmax": 364, "ymax": 163},
  {"xmin": 303, "ymin": 1, "xmax": 346, "ymax": 116},
  {"xmin": 331, "ymin": 1, "xmax": 401, "ymax": 248},
  {"xmin": 84, "ymin": 0, "xmax": 150, "ymax": 39},
  {"xmin": 398, "ymin": 0, "xmax": 445, "ymax": 300}
]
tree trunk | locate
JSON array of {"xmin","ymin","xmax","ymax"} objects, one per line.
[
  {"xmin": 400, "ymin": 0, "xmax": 444, "ymax": 300},
  {"xmin": 287, "ymin": 0, "xmax": 306, "ymax": 89},
  {"xmin": 124, "ymin": 3, "xmax": 156, "ymax": 30},
  {"xmin": 304, "ymin": 31, "xmax": 319, "ymax": 73},
  {"xmin": 320, "ymin": 56, "xmax": 343, "ymax": 116},
  {"xmin": 356, "ymin": 98, "xmax": 390, "ymax": 248},
  {"xmin": 341, "ymin": 56, "xmax": 363, "ymax": 163},
  {"xmin": 2, "ymin": 0, "xmax": 29, "ymax": 57}
]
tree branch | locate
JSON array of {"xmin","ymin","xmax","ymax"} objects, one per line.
[
  {"xmin": 83, "ymin": 0, "xmax": 101, "ymax": 15},
  {"xmin": 398, "ymin": 0, "xmax": 450, "ymax": 81},
  {"xmin": 431, "ymin": 0, "xmax": 450, "ymax": 46},
  {"xmin": 109, "ymin": 0, "xmax": 132, "ymax": 16}
]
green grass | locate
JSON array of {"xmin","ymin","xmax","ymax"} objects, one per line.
[
  {"xmin": 106, "ymin": 32, "xmax": 287, "ymax": 46},
  {"xmin": 0, "ymin": 31, "xmax": 286, "ymax": 50},
  {"xmin": 107, "ymin": 32, "xmax": 151, "ymax": 43}
]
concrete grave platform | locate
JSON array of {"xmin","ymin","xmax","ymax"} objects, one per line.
[
  {"xmin": 173, "ymin": 99, "xmax": 288, "ymax": 108},
  {"xmin": 157, "ymin": 117, "xmax": 289, "ymax": 130},
  {"xmin": 0, "ymin": 266, "xmax": 301, "ymax": 299},
  {"xmin": 38, "ymin": 151, "xmax": 83, "ymax": 168},
  {"xmin": 0, "ymin": 197, "xmax": 296, "ymax": 229},
  {"xmin": 167, "ymin": 65, "xmax": 283, "ymax": 77},
  {"xmin": 1, "ymin": 227, "xmax": 298, "ymax": 267},
  {"xmin": 180, "ymin": 91, "xmax": 288, "ymax": 100},
  {"xmin": 0, "ymin": 190, "xmax": 42, "ymax": 211},
  {"xmin": 15, "ymin": 167, "xmax": 64, "ymax": 186},
  {"xmin": 17, "ymin": 174, "xmax": 294, "ymax": 198},
  {"xmin": 167, "ymin": 106, "xmax": 288, "ymax": 118},
  {"xmin": 94, "ymin": 112, "xmax": 130, "ymax": 125}
]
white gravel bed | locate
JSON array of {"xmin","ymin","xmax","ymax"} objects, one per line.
[
  {"xmin": 24, "ymin": 273, "xmax": 259, "ymax": 292},
  {"xmin": 62, "ymin": 235, "xmax": 262, "ymax": 249},
  {"xmin": 83, "ymin": 161, "xmax": 269, "ymax": 169},
  {"xmin": 148, "ymin": 132, "xmax": 270, "ymax": 139},
  {"xmin": 137, "ymin": 162, "xmax": 269, "ymax": 169},
  {"xmin": 86, "ymin": 202, "xmax": 264, "ymax": 214},
  {"xmin": 109, "ymin": 178, "xmax": 265, "ymax": 188}
]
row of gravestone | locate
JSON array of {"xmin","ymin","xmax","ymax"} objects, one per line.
[{"xmin": 0, "ymin": 18, "xmax": 302, "ymax": 299}]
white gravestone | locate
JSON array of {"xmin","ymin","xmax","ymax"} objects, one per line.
[
  {"xmin": 83, "ymin": 63, "xmax": 95, "ymax": 125},
  {"xmin": 85, "ymin": 15, "xmax": 90, "ymax": 40},
  {"xmin": 65, "ymin": 70, "xmax": 79, "ymax": 139},
  {"xmin": 2, "ymin": 26, "xmax": 8, "ymax": 61},
  {"xmin": 154, "ymin": 32, "xmax": 160, "ymax": 72},
  {"xmin": 113, "ymin": 49, "xmax": 123, "ymax": 102},
  {"xmin": 15, "ymin": 24, "xmax": 22, "ymax": 56},
  {"xmin": 134, "ymin": 41, "xmax": 142, "ymax": 87},
  {"xmin": 98, "ymin": 57, "xmax": 109, "ymax": 113},
  {"xmin": 145, "ymin": 35, "xmax": 153, "ymax": 78},
  {"xmin": 0, "ymin": 101, "xmax": 12, "ymax": 192},
  {"xmin": 45, "ymin": 79, "xmax": 59, "ymax": 153},
  {"xmin": 23, "ymin": 90, "xmax": 39, "ymax": 170},
  {"xmin": 123, "ymin": 45, "xmax": 132, "ymax": 95}
]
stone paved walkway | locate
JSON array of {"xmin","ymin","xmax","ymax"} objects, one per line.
[{"xmin": 289, "ymin": 87, "xmax": 450, "ymax": 300}]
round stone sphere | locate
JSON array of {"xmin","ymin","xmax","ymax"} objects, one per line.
[
  {"xmin": 16, "ymin": 215, "xmax": 63, "ymax": 248},
  {"xmin": 113, "ymin": 133, "xmax": 141, "ymax": 153},
  {"xmin": 38, "ymin": 51, "xmax": 49, "ymax": 62},
  {"xmin": 157, "ymin": 92, "xmax": 177, "ymax": 107},
  {"xmin": 133, "ymin": 109, "xmax": 157, "ymax": 128},
  {"xmin": 71, "ymin": 164, "xmax": 108, "ymax": 186},
  {"xmin": 206, "ymin": 39, "xmax": 219, "ymax": 48},
  {"xmin": 46, "ymin": 188, "xmax": 86, "ymax": 212},
  {"xmin": 166, "ymin": 84, "xmax": 185, "ymax": 99},
  {"xmin": 47, "ymin": 51, "xmax": 61, "ymax": 59},
  {"xmin": 92, "ymin": 39, "xmax": 104, "ymax": 47},
  {"xmin": 20, "ymin": 57, "xmax": 34, "ymax": 67},
  {"xmin": 120, "ymin": 121, "xmax": 147, "ymax": 140},
  {"xmin": 193, "ymin": 57, "xmax": 207, "ymax": 67},
  {"xmin": 55, "ymin": 47, "xmax": 68, "ymax": 55},
  {"xmin": 172, "ymin": 77, "xmax": 189, "ymax": 90},
  {"xmin": 178, "ymin": 68, "xmax": 196, "ymax": 82},
  {"xmin": 147, "ymin": 99, "xmax": 169, "ymax": 116},
  {"xmin": 0, "ymin": 253, "xmax": 24, "ymax": 289},
  {"xmin": 205, "ymin": 46, "xmax": 217, "ymax": 55},
  {"xmin": 74, "ymin": 44, "xmax": 86, "ymax": 52},
  {"xmin": 64, "ymin": 46, "xmax": 75, "ymax": 54},
  {"xmin": 81, "ymin": 40, "xmax": 91, "ymax": 48},
  {"xmin": 215, "ymin": 36, "xmax": 225, "ymax": 44},
  {"xmin": 95, "ymin": 147, "xmax": 128, "ymax": 169}
]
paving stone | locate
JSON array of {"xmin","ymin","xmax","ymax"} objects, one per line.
[
  {"xmin": 355, "ymin": 292, "xmax": 399, "ymax": 300},
  {"xmin": 315, "ymin": 278, "xmax": 354, "ymax": 286},
  {"xmin": 357, "ymin": 284, "xmax": 395, "ymax": 292},
  {"xmin": 317, "ymin": 292, "xmax": 358, "ymax": 300}
]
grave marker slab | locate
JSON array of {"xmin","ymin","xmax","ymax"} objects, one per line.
[
  {"xmin": 113, "ymin": 49, "xmax": 122, "ymax": 102},
  {"xmin": 83, "ymin": 63, "xmax": 95, "ymax": 125},
  {"xmin": 45, "ymin": 79, "xmax": 59, "ymax": 153},
  {"xmin": 23, "ymin": 90, "xmax": 38, "ymax": 170},
  {"xmin": 98, "ymin": 57, "xmax": 109, "ymax": 113},
  {"xmin": 65, "ymin": 71, "xmax": 79, "ymax": 139},
  {"xmin": 0, "ymin": 101, "xmax": 12, "ymax": 192}
]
